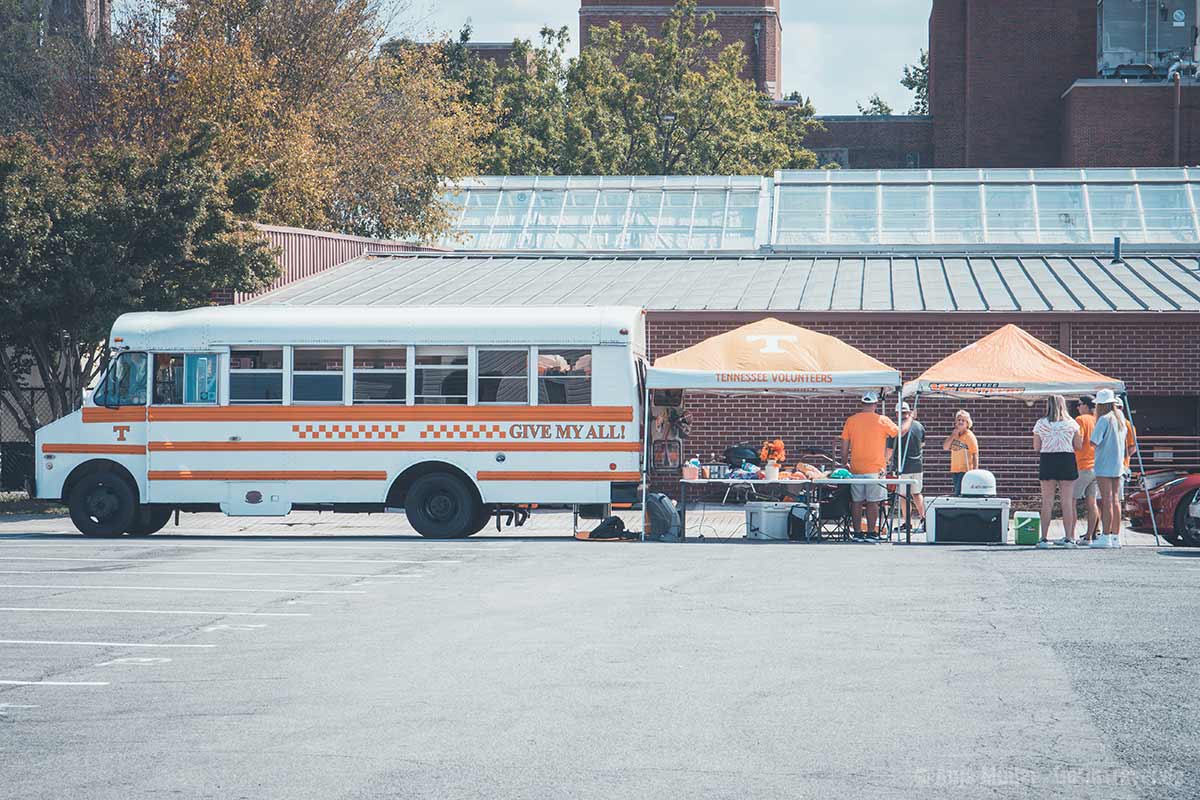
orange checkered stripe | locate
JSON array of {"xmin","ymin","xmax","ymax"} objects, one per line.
[
  {"xmin": 420, "ymin": 423, "xmax": 506, "ymax": 441},
  {"xmin": 293, "ymin": 423, "xmax": 405, "ymax": 440}
]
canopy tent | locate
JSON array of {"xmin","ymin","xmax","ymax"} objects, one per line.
[
  {"xmin": 647, "ymin": 317, "xmax": 900, "ymax": 393},
  {"xmin": 902, "ymin": 324, "xmax": 1124, "ymax": 399},
  {"xmin": 641, "ymin": 319, "xmax": 904, "ymax": 540},
  {"xmin": 901, "ymin": 324, "xmax": 1155, "ymax": 543}
]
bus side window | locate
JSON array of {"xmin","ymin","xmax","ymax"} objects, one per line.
[
  {"xmin": 537, "ymin": 348, "xmax": 591, "ymax": 405},
  {"xmin": 95, "ymin": 352, "xmax": 148, "ymax": 407},
  {"xmin": 153, "ymin": 354, "xmax": 218, "ymax": 405}
]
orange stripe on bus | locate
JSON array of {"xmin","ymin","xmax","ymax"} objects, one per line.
[
  {"xmin": 476, "ymin": 471, "xmax": 642, "ymax": 482},
  {"xmin": 43, "ymin": 444, "xmax": 146, "ymax": 455},
  {"xmin": 82, "ymin": 408, "xmax": 147, "ymax": 423},
  {"xmin": 147, "ymin": 470, "xmax": 387, "ymax": 481},
  {"xmin": 147, "ymin": 406, "xmax": 633, "ymax": 423},
  {"xmin": 149, "ymin": 441, "xmax": 641, "ymax": 453}
]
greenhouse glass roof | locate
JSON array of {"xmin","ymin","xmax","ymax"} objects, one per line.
[{"xmin": 440, "ymin": 168, "xmax": 1200, "ymax": 252}]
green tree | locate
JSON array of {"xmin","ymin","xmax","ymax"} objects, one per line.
[
  {"xmin": 0, "ymin": 130, "xmax": 279, "ymax": 438},
  {"xmin": 857, "ymin": 93, "xmax": 893, "ymax": 116},
  {"xmin": 455, "ymin": 0, "xmax": 817, "ymax": 176},
  {"xmin": 901, "ymin": 49, "xmax": 929, "ymax": 115}
]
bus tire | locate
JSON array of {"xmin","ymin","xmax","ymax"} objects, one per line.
[
  {"xmin": 461, "ymin": 504, "xmax": 495, "ymax": 538},
  {"xmin": 127, "ymin": 505, "xmax": 174, "ymax": 537},
  {"xmin": 68, "ymin": 469, "xmax": 137, "ymax": 538},
  {"xmin": 405, "ymin": 473, "xmax": 480, "ymax": 539}
]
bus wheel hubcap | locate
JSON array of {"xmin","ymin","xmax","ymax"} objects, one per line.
[
  {"xmin": 87, "ymin": 488, "xmax": 118, "ymax": 520},
  {"xmin": 428, "ymin": 494, "xmax": 454, "ymax": 521}
]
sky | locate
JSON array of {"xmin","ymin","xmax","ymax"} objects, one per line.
[{"xmin": 408, "ymin": 0, "xmax": 931, "ymax": 115}]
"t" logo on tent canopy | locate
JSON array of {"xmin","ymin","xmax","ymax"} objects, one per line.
[{"xmin": 746, "ymin": 335, "xmax": 797, "ymax": 354}]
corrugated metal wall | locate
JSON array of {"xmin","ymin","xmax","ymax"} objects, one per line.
[{"xmin": 234, "ymin": 225, "xmax": 430, "ymax": 304}]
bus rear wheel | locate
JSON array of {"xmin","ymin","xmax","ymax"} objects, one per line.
[
  {"xmin": 128, "ymin": 505, "xmax": 174, "ymax": 537},
  {"xmin": 405, "ymin": 473, "xmax": 480, "ymax": 539},
  {"xmin": 68, "ymin": 469, "xmax": 137, "ymax": 538}
]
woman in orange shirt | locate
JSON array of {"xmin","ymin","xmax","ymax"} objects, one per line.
[{"xmin": 942, "ymin": 409, "xmax": 979, "ymax": 494}]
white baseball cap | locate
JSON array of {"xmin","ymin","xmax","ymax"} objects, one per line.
[
  {"xmin": 1095, "ymin": 388, "xmax": 1117, "ymax": 404},
  {"xmin": 1114, "ymin": 397, "xmax": 1124, "ymax": 409},
  {"xmin": 901, "ymin": 402, "xmax": 912, "ymax": 413},
  {"xmin": 861, "ymin": 391, "xmax": 880, "ymax": 404}
]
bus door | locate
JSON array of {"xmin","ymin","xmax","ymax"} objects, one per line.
[{"xmin": 146, "ymin": 352, "xmax": 219, "ymax": 502}]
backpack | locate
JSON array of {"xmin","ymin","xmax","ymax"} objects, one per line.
[
  {"xmin": 646, "ymin": 492, "xmax": 683, "ymax": 541},
  {"xmin": 576, "ymin": 515, "xmax": 633, "ymax": 541}
]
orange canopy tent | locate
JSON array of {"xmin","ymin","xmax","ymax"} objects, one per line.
[
  {"xmin": 647, "ymin": 317, "xmax": 900, "ymax": 393},
  {"xmin": 902, "ymin": 324, "xmax": 1124, "ymax": 399}
]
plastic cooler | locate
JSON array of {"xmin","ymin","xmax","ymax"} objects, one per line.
[
  {"xmin": 746, "ymin": 502, "xmax": 793, "ymax": 540},
  {"xmin": 1013, "ymin": 511, "xmax": 1040, "ymax": 545}
]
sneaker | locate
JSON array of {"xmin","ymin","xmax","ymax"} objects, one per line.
[
  {"xmin": 1056, "ymin": 538, "xmax": 1079, "ymax": 548},
  {"xmin": 1090, "ymin": 534, "xmax": 1113, "ymax": 549},
  {"xmin": 1091, "ymin": 533, "xmax": 1122, "ymax": 549},
  {"xmin": 1036, "ymin": 539, "xmax": 1052, "ymax": 549}
]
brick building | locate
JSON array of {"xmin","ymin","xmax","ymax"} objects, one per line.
[
  {"xmin": 804, "ymin": 116, "xmax": 934, "ymax": 169},
  {"xmin": 579, "ymin": 0, "xmax": 783, "ymax": 98}
]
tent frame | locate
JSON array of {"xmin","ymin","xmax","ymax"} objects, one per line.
[{"xmin": 639, "ymin": 382, "xmax": 904, "ymax": 542}]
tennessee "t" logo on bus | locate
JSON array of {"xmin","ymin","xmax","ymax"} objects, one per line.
[{"xmin": 746, "ymin": 335, "xmax": 797, "ymax": 354}]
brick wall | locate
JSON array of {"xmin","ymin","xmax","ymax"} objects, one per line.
[
  {"xmin": 930, "ymin": 0, "xmax": 1096, "ymax": 167},
  {"xmin": 1062, "ymin": 82, "xmax": 1200, "ymax": 167},
  {"xmin": 807, "ymin": 116, "xmax": 934, "ymax": 169},
  {"xmin": 647, "ymin": 313, "xmax": 1200, "ymax": 505},
  {"xmin": 579, "ymin": 0, "xmax": 782, "ymax": 98}
]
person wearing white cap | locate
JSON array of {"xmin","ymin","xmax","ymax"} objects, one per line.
[
  {"xmin": 837, "ymin": 392, "xmax": 899, "ymax": 541},
  {"xmin": 887, "ymin": 401, "xmax": 926, "ymax": 525},
  {"xmin": 1089, "ymin": 389, "xmax": 1126, "ymax": 548}
]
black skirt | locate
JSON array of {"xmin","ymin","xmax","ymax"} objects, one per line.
[{"xmin": 1039, "ymin": 451, "xmax": 1079, "ymax": 481}]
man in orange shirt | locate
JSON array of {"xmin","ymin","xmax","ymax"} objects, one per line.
[
  {"xmin": 837, "ymin": 392, "xmax": 900, "ymax": 540},
  {"xmin": 1072, "ymin": 396, "xmax": 1100, "ymax": 542}
]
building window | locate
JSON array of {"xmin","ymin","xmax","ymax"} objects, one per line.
[
  {"xmin": 478, "ymin": 349, "xmax": 529, "ymax": 404},
  {"xmin": 229, "ymin": 348, "xmax": 283, "ymax": 404},
  {"xmin": 153, "ymin": 354, "xmax": 217, "ymax": 405},
  {"xmin": 414, "ymin": 347, "xmax": 468, "ymax": 405},
  {"xmin": 814, "ymin": 148, "xmax": 849, "ymax": 169},
  {"xmin": 353, "ymin": 347, "xmax": 407, "ymax": 404},
  {"xmin": 293, "ymin": 348, "xmax": 344, "ymax": 403},
  {"xmin": 538, "ymin": 348, "xmax": 592, "ymax": 405}
]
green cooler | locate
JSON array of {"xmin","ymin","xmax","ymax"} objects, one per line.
[{"xmin": 1013, "ymin": 511, "xmax": 1040, "ymax": 545}]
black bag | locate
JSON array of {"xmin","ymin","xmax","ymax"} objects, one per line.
[
  {"xmin": 787, "ymin": 504, "xmax": 815, "ymax": 541},
  {"xmin": 588, "ymin": 516, "xmax": 628, "ymax": 539},
  {"xmin": 646, "ymin": 492, "xmax": 683, "ymax": 540}
]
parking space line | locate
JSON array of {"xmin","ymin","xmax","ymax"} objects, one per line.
[
  {"xmin": 0, "ymin": 639, "xmax": 215, "ymax": 649},
  {"xmin": 0, "ymin": 556, "xmax": 459, "ymax": 565},
  {"xmin": 0, "ymin": 570, "xmax": 421, "ymax": 579},
  {"xmin": 0, "ymin": 680, "xmax": 109, "ymax": 686},
  {"xmin": 0, "ymin": 541, "xmax": 505, "ymax": 552},
  {"xmin": 0, "ymin": 607, "xmax": 310, "ymax": 617},
  {"xmin": 0, "ymin": 584, "xmax": 365, "ymax": 594}
]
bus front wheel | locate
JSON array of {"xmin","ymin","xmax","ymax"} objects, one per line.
[
  {"xmin": 127, "ymin": 505, "xmax": 174, "ymax": 537},
  {"xmin": 405, "ymin": 473, "xmax": 480, "ymax": 539},
  {"xmin": 68, "ymin": 469, "xmax": 137, "ymax": 538}
]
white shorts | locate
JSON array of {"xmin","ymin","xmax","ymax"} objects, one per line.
[
  {"xmin": 1073, "ymin": 469, "xmax": 1098, "ymax": 500},
  {"xmin": 899, "ymin": 472, "xmax": 923, "ymax": 495},
  {"xmin": 850, "ymin": 475, "xmax": 887, "ymax": 503}
]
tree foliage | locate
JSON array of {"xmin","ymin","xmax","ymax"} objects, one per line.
[
  {"xmin": 0, "ymin": 130, "xmax": 279, "ymax": 438},
  {"xmin": 857, "ymin": 93, "xmax": 893, "ymax": 116},
  {"xmin": 901, "ymin": 49, "xmax": 929, "ymax": 115},
  {"xmin": 450, "ymin": 0, "xmax": 818, "ymax": 175},
  {"xmin": 20, "ymin": 0, "xmax": 487, "ymax": 241}
]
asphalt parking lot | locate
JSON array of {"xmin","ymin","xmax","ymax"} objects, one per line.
[{"xmin": 1, "ymin": 512, "xmax": 1197, "ymax": 800}]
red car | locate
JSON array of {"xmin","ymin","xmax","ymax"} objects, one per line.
[{"xmin": 1127, "ymin": 471, "xmax": 1200, "ymax": 547}]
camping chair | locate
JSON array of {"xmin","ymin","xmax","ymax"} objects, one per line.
[{"xmin": 815, "ymin": 484, "xmax": 853, "ymax": 540}]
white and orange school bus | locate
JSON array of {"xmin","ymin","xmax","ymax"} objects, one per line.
[{"xmin": 35, "ymin": 306, "xmax": 646, "ymax": 538}]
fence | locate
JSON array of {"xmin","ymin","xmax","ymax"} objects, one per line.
[{"xmin": 1, "ymin": 387, "xmax": 52, "ymax": 491}]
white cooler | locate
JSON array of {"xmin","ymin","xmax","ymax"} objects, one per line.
[
  {"xmin": 927, "ymin": 496, "xmax": 1011, "ymax": 544},
  {"xmin": 746, "ymin": 502, "xmax": 794, "ymax": 540}
]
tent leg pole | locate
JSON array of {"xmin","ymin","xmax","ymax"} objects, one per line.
[
  {"xmin": 893, "ymin": 389, "xmax": 905, "ymax": 543},
  {"xmin": 641, "ymin": 383, "xmax": 652, "ymax": 542},
  {"xmin": 1123, "ymin": 393, "xmax": 1159, "ymax": 546}
]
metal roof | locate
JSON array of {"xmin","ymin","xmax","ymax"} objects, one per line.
[
  {"xmin": 247, "ymin": 253, "xmax": 1200, "ymax": 313},
  {"xmin": 440, "ymin": 169, "xmax": 1200, "ymax": 252}
]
